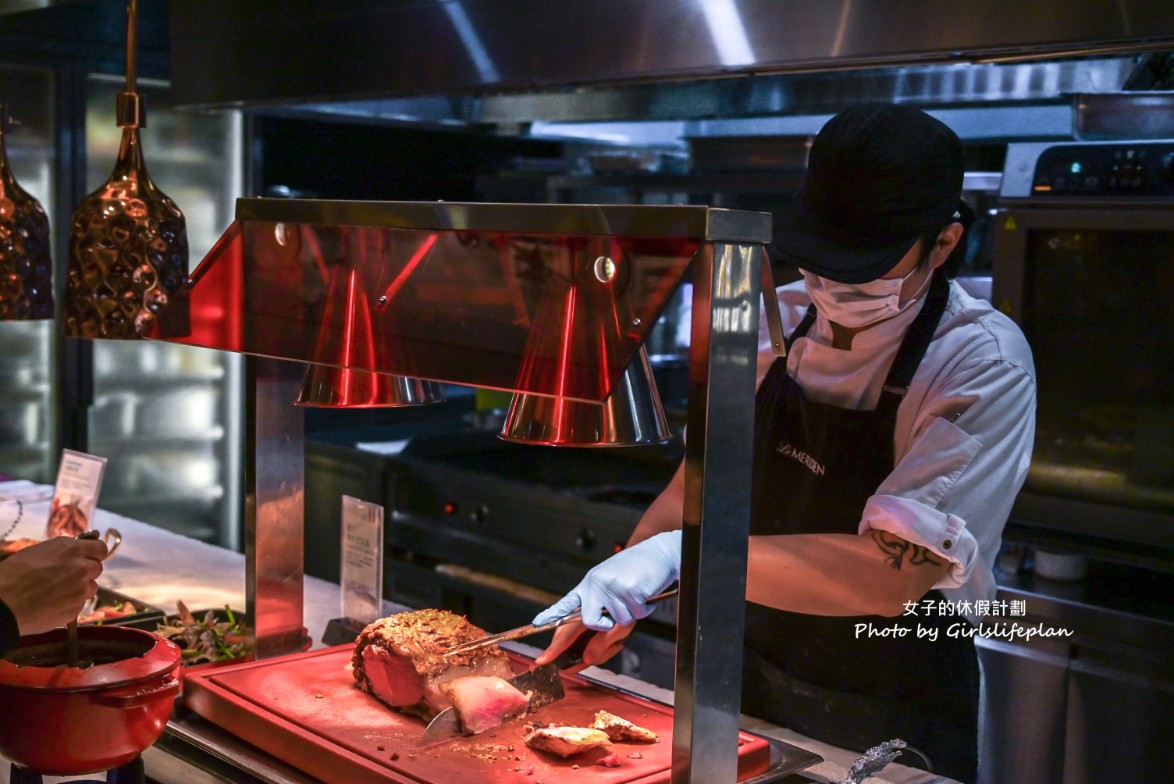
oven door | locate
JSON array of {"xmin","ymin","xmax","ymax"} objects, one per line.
[{"xmin": 991, "ymin": 204, "xmax": 1174, "ymax": 560}]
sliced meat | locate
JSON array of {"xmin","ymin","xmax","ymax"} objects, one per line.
[
  {"xmin": 523, "ymin": 726, "xmax": 612, "ymax": 758},
  {"xmin": 440, "ymin": 675, "xmax": 531, "ymax": 734},
  {"xmin": 352, "ymin": 609, "xmax": 514, "ymax": 721},
  {"xmin": 592, "ymin": 710, "xmax": 659, "ymax": 743}
]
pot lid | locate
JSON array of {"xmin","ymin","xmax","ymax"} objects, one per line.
[{"xmin": 0, "ymin": 625, "xmax": 181, "ymax": 691}]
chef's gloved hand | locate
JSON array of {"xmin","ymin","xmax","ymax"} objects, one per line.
[{"xmin": 533, "ymin": 530, "xmax": 681, "ymax": 631}]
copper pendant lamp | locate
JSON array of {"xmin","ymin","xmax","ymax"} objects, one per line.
[
  {"xmin": 64, "ymin": 0, "xmax": 188, "ymax": 339},
  {"xmin": 0, "ymin": 104, "xmax": 53, "ymax": 321}
]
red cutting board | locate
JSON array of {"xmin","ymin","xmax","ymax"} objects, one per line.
[{"xmin": 183, "ymin": 645, "xmax": 772, "ymax": 783}]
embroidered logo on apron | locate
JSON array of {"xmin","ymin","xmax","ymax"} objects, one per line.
[{"xmin": 776, "ymin": 443, "xmax": 826, "ymax": 476}]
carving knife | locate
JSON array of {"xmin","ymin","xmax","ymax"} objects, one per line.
[
  {"xmin": 419, "ymin": 638, "xmax": 589, "ymax": 744},
  {"xmin": 422, "ymin": 590, "xmax": 677, "ymax": 743}
]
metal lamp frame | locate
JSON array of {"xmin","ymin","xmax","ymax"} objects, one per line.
[{"xmin": 187, "ymin": 199, "xmax": 772, "ymax": 783}]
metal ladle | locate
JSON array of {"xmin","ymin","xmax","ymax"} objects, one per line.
[{"xmin": 66, "ymin": 530, "xmax": 103, "ymax": 669}]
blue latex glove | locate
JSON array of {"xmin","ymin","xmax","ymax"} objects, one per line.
[{"xmin": 533, "ymin": 530, "xmax": 681, "ymax": 631}]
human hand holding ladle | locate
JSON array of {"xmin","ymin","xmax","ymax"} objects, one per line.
[{"xmin": 66, "ymin": 529, "xmax": 121, "ymax": 669}]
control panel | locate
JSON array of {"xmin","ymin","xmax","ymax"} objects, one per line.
[{"xmin": 1031, "ymin": 142, "xmax": 1174, "ymax": 197}]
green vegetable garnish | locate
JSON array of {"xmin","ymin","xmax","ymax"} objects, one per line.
[{"xmin": 155, "ymin": 603, "xmax": 251, "ymax": 666}]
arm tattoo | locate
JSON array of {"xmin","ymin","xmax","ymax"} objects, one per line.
[{"xmin": 869, "ymin": 529, "xmax": 945, "ymax": 571}]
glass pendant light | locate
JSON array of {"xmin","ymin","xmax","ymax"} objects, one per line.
[
  {"xmin": 64, "ymin": 0, "xmax": 187, "ymax": 339},
  {"xmin": 0, "ymin": 104, "xmax": 53, "ymax": 321}
]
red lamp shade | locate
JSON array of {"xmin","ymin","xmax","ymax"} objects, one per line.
[
  {"xmin": 498, "ymin": 239, "xmax": 670, "ymax": 446},
  {"xmin": 293, "ymin": 240, "xmax": 442, "ymax": 408},
  {"xmin": 500, "ymin": 344, "xmax": 669, "ymax": 447}
]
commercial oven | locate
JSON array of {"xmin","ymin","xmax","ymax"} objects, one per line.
[
  {"xmin": 991, "ymin": 138, "xmax": 1174, "ymax": 569},
  {"xmin": 980, "ymin": 139, "xmax": 1174, "ymax": 784}
]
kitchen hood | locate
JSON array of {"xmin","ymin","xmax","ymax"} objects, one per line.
[
  {"xmin": 171, "ymin": 0, "xmax": 1174, "ymax": 107},
  {"xmin": 168, "ymin": 1, "xmax": 1174, "ymax": 144}
]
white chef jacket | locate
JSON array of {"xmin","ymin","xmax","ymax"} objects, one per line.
[{"xmin": 758, "ymin": 278, "xmax": 1037, "ymax": 619}]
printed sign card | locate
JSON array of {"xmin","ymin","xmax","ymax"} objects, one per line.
[
  {"xmin": 340, "ymin": 495, "xmax": 384, "ymax": 627},
  {"xmin": 46, "ymin": 449, "xmax": 107, "ymax": 538}
]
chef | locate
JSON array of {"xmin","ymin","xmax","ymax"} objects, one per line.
[{"xmin": 533, "ymin": 103, "xmax": 1037, "ymax": 782}]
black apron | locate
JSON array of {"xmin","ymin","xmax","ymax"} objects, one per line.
[{"xmin": 741, "ymin": 272, "xmax": 979, "ymax": 783}]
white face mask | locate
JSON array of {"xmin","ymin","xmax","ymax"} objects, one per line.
[{"xmin": 802, "ymin": 264, "xmax": 933, "ymax": 329}]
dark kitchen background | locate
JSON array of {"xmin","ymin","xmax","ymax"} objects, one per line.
[{"xmin": 0, "ymin": 2, "xmax": 1172, "ymax": 782}]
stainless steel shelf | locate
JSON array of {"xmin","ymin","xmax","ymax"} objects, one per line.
[
  {"xmin": 93, "ymin": 372, "xmax": 225, "ymax": 388},
  {"xmin": 90, "ymin": 428, "xmax": 226, "ymax": 448},
  {"xmin": 0, "ymin": 445, "xmax": 47, "ymax": 459},
  {"xmin": 0, "ymin": 384, "xmax": 51, "ymax": 399}
]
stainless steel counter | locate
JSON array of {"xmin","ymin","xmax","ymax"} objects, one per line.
[
  {"xmin": 995, "ymin": 563, "xmax": 1174, "ymax": 648},
  {"xmin": 977, "ymin": 562, "xmax": 1174, "ymax": 783}
]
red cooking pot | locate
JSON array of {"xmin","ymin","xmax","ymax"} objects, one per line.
[{"xmin": 0, "ymin": 625, "xmax": 181, "ymax": 775}]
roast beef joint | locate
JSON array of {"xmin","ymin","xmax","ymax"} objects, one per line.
[{"xmin": 351, "ymin": 609, "xmax": 530, "ymax": 734}]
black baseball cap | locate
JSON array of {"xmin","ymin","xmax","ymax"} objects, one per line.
[{"xmin": 774, "ymin": 104, "xmax": 965, "ymax": 283}]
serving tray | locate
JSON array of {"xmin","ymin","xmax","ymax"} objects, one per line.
[
  {"xmin": 183, "ymin": 645, "xmax": 813, "ymax": 783},
  {"xmin": 80, "ymin": 586, "xmax": 165, "ymax": 627}
]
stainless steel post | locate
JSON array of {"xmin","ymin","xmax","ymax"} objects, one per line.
[
  {"xmin": 674, "ymin": 240, "xmax": 763, "ymax": 783},
  {"xmin": 244, "ymin": 356, "xmax": 306, "ymax": 658}
]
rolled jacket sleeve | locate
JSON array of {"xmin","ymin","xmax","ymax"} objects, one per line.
[
  {"xmin": 864, "ymin": 351, "xmax": 1037, "ymax": 600},
  {"xmin": 864, "ymin": 415, "xmax": 983, "ymax": 586}
]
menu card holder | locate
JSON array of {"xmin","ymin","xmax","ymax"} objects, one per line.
[
  {"xmin": 45, "ymin": 449, "xmax": 107, "ymax": 539},
  {"xmin": 322, "ymin": 495, "xmax": 384, "ymax": 646}
]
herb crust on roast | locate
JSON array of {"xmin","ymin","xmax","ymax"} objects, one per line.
[{"xmin": 351, "ymin": 609, "xmax": 517, "ymax": 722}]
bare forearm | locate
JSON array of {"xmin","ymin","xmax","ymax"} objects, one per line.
[
  {"xmin": 627, "ymin": 463, "xmax": 686, "ymax": 546},
  {"xmin": 627, "ymin": 463, "xmax": 947, "ymax": 617},
  {"xmin": 747, "ymin": 529, "xmax": 950, "ymax": 617}
]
